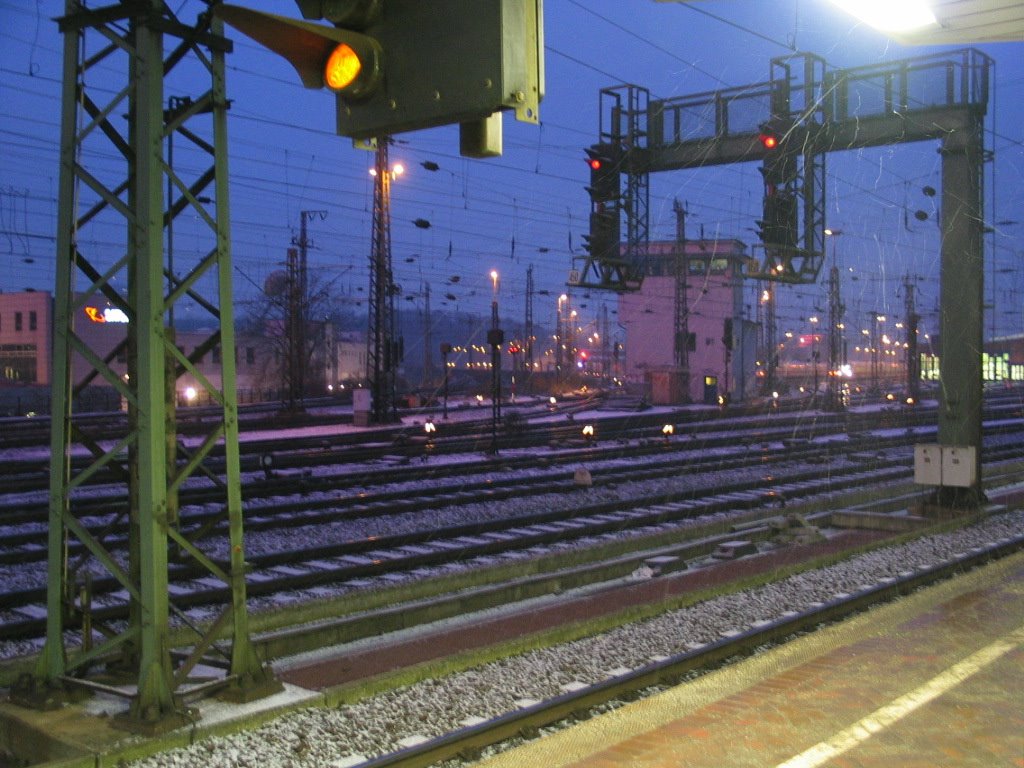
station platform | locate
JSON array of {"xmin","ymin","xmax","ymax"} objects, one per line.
[{"xmin": 473, "ymin": 549, "xmax": 1024, "ymax": 768}]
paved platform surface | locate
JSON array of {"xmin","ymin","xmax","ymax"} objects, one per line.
[{"xmin": 473, "ymin": 549, "xmax": 1024, "ymax": 768}]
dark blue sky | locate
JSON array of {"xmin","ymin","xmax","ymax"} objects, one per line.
[{"xmin": 2, "ymin": 1, "xmax": 1022, "ymax": 342}]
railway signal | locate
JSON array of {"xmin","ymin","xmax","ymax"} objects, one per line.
[
  {"xmin": 583, "ymin": 143, "xmax": 623, "ymax": 267},
  {"xmin": 585, "ymin": 144, "xmax": 620, "ymax": 203},
  {"xmin": 756, "ymin": 121, "xmax": 799, "ymax": 260},
  {"xmin": 215, "ymin": 0, "xmax": 543, "ymax": 157}
]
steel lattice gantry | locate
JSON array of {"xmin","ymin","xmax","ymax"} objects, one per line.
[
  {"xmin": 15, "ymin": 0, "xmax": 278, "ymax": 730},
  {"xmin": 579, "ymin": 48, "xmax": 991, "ymax": 503}
]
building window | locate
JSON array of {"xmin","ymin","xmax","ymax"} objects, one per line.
[
  {"xmin": 14, "ymin": 312, "xmax": 22, "ymax": 332},
  {"xmin": 1, "ymin": 343, "xmax": 38, "ymax": 383},
  {"xmin": 29, "ymin": 311, "xmax": 37, "ymax": 331}
]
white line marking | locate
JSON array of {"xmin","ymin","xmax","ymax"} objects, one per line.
[{"xmin": 775, "ymin": 624, "xmax": 1024, "ymax": 768}]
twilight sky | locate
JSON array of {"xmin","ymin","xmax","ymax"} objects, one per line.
[{"xmin": 2, "ymin": 1, "xmax": 1022, "ymax": 342}]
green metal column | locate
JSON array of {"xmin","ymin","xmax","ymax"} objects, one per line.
[
  {"xmin": 33, "ymin": 0, "xmax": 84, "ymax": 698},
  {"xmin": 937, "ymin": 113, "xmax": 986, "ymax": 506},
  {"xmin": 210, "ymin": 11, "xmax": 280, "ymax": 699},
  {"xmin": 129, "ymin": 6, "xmax": 176, "ymax": 723}
]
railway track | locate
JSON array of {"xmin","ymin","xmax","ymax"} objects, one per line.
[
  {"xmin": 1, "ymin": 426, "xmax": 1021, "ymax": 648},
  {"xmin": 2, "ymin": 394, "xmax": 1020, "ymax": 502},
  {"xmin": 348, "ymin": 533, "xmax": 1024, "ymax": 768},
  {"xmin": 5, "ymin": 395, "xmax": 1020, "ymax": 509}
]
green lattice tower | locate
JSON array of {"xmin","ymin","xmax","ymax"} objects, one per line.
[{"xmin": 16, "ymin": 1, "xmax": 278, "ymax": 732}]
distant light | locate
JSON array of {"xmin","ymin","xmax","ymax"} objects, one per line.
[
  {"xmin": 549, "ymin": 396, "xmax": 557, "ymax": 405},
  {"xmin": 184, "ymin": 386, "xmax": 197, "ymax": 402},
  {"xmin": 662, "ymin": 424, "xmax": 674, "ymax": 436},
  {"xmin": 582, "ymin": 424, "xmax": 595, "ymax": 438},
  {"xmin": 772, "ymin": 391, "xmax": 779, "ymax": 399},
  {"xmin": 828, "ymin": 0, "xmax": 936, "ymax": 33},
  {"xmin": 424, "ymin": 421, "xmax": 436, "ymax": 434},
  {"xmin": 392, "ymin": 163, "xmax": 405, "ymax": 176},
  {"xmin": 85, "ymin": 306, "xmax": 129, "ymax": 324}
]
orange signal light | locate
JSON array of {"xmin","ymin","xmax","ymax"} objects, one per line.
[{"xmin": 324, "ymin": 44, "xmax": 362, "ymax": 91}]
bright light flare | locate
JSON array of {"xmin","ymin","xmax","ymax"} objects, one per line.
[{"xmin": 828, "ymin": 0, "xmax": 937, "ymax": 33}]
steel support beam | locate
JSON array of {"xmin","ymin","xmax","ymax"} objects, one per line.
[{"xmin": 936, "ymin": 113, "xmax": 986, "ymax": 505}]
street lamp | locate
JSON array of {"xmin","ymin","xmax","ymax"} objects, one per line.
[
  {"xmin": 440, "ymin": 342, "xmax": 451, "ymax": 419},
  {"xmin": 809, "ymin": 315, "xmax": 820, "ymax": 396},
  {"xmin": 556, "ymin": 294, "xmax": 568, "ymax": 389},
  {"xmin": 824, "ymin": 229, "xmax": 846, "ymax": 409},
  {"xmin": 488, "ymin": 270, "xmax": 503, "ymax": 453},
  {"xmin": 366, "ymin": 143, "xmax": 404, "ymax": 424},
  {"xmin": 868, "ymin": 311, "xmax": 885, "ymax": 393}
]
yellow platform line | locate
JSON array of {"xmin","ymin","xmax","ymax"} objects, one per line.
[{"xmin": 775, "ymin": 623, "xmax": 1024, "ymax": 768}]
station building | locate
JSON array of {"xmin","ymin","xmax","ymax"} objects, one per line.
[
  {"xmin": 617, "ymin": 239, "xmax": 759, "ymax": 404},
  {"xmin": 923, "ymin": 332, "xmax": 1024, "ymax": 384}
]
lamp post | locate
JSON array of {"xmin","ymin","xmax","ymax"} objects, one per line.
[
  {"xmin": 367, "ymin": 143, "xmax": 403, "ymax": 424},
  {"xmin": 556, "ymin": 293, "xmax": 568, "ymax": 391},
  {"xmin": 440, "ymin": 342, "xmax": 451, "ymax": 420},
  {"xmin": 488, "ymin": 270, "xmax": 502, "ymax": 453},
  {"xmin": 809, "ymin": 315, "xmax": 819, "ymax": 396},
  {"xmin": 824, "ymin": 229, "xmax": 845, "ymax": 409},
  {"xmin": 868, "ymin": 311, "xmax": 885, "ymax": 394}
]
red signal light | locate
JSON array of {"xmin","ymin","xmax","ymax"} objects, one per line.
[
  {"xmin": 588, "ymin": 157, "xmax": 602, "ymax": 171},
  {"xmin": 760, "ymin": 133, "xmax": 778, "ymax": 150}
]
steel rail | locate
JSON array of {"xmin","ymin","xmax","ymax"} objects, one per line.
[{"xmin": 353, "ymin": 533, "xmax": 1024, "ymax": 768}]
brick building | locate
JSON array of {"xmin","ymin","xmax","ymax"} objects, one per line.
[
  {"xmin": 617, "ymin": 239, "xmax": 758, "ymax": 404},
  {"xmin": 0, "ymin": 290, "xmax": 366, "ymax": 410}
]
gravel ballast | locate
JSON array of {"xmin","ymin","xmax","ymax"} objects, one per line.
[{"xmin": 124, "ymin": 508, "xmax": 1024, "ymax": 768}]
